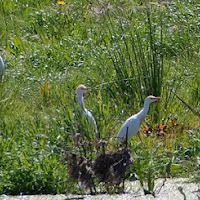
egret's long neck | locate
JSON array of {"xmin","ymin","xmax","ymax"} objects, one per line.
[
  {"xmin": 138, "ymin": 100, "xmax": 150, "ymax": 119},
  {"xmin": 78, "ymin": 93, "xmax": 86, "ymax": 111}
]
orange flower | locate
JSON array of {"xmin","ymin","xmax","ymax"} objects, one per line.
[
  {"xmin": 158, "ymin": 124, "xmax": 167, "ymax": 130},
  {"xmin": 144, "ymin": 126, "xmax": 152, "ymax": 136},
  {"xmin": 57, "ymin": 1, "xmax": 65, "ymax": 5},
  {"xmin": 157, "ymin": 124, "xmax": 167, "ymax": 133},
  {"xmin": 144, "ymin": 127, "xmax": 151, "ymax": 131}
]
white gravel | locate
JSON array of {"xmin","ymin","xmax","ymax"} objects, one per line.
[{"xmin": 1, "ymin": 178, "xmax": 199, "ymax": 200}]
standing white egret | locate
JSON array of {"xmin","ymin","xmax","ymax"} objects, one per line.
[
  {"xmin": 0, "ymin": 56, "xmax": 5, "ymax": 81},
  {"xmin": 76, "ymin": 85, "xmax": 98, "ymax": 136},
  {"xmin": 116, "ymin": 95, "xmax": 160, "ymax": 143}
]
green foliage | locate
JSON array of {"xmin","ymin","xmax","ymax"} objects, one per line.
[{"xmin": 0, "ymin": 0, "xmax": 199, "ymax": 195}]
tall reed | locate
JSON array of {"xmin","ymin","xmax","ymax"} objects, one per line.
[{"xmin": 101, "ymin": 5, "xmax": 164, "ymax": 105}]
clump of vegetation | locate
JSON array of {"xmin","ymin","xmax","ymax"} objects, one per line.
[
  {"xmin": 93, "ymin": 147, "xmax": 133, "ymax": 192},
  {"xmin": 65, "ymin": 133, "xmax": 133, "ymax": 194},
  {"xmin": 67, "ymin": 153, "xmax": 96, "ymax": 194}
]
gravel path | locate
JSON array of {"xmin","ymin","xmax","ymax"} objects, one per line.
[{"xmin": 1, "ymin": 178, "xmax": 199, "ymax": 200}]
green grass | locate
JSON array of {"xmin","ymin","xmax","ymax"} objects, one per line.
[{"xmin": 0, "ymin": 0, "xmax": 199, "ymax": 195}]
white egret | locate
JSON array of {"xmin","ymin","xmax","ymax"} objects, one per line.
[
  {"xmin": 0, "ymin": 56, "xmax": 5, "ymax": 81},
  {"xmin": 116, "ymin": 95, "xmax": 160, "ymax": 143},
  {"xmin": 76, "ymin": 85, "xmax": 98, "ymax": 135}
]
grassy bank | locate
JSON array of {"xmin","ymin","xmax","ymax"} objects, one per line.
[{"xmin": 0, "ymin": 0, "xmax": 199, "ymax": 195}]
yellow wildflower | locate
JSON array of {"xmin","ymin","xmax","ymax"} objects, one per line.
[
  {"xmin": 57, "ymin": 1, "xmax": 65, "ymax": 5},
  {"xmin": 161, "ymin": 5, "xmax": 166, "ymax": 10}
]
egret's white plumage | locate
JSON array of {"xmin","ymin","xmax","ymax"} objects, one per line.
[
  {"xmin": 116, "ymin": 95, "xmax": 160, "ymax": 143},
  {"xmin": 0, "ymin": 56, "xmax": 5, "ymax": 81},
  {"xmin": 76, "ymin": 85, "xmax": 98, "ymax": 134}
]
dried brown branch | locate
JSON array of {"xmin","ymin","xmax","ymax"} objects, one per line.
[{"xmin": 173, "ymin": 92, "xmax": 200, "ymax": 118}]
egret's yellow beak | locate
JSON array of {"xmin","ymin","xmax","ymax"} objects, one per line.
[
  {"xmin": 155, "ymin": 97, "xmax": 160, "ymax": 101},
  {"xmin": 155, "ymin": 97, "xmax": 160, "ymax": 105},
  {"xmin": 85, "ymin": 87, "xmax": 91, "ymax": 90}
]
